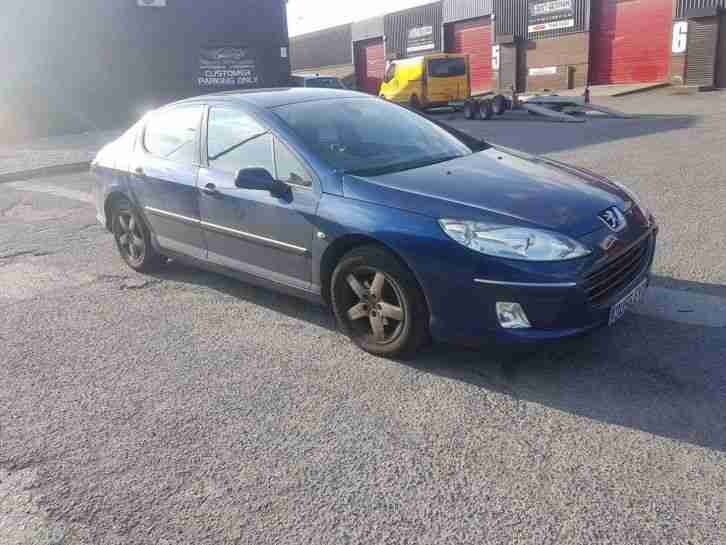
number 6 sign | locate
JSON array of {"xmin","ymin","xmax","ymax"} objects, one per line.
[{"xmin": 672, "ymin": 21, "xmax": 688, "ymax": 54}]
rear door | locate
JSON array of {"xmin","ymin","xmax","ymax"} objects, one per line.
[
  {"xmin": 131, "ymin": 104, "xmax": 206, "ymax": 259},
  {"xmin": 197, "ymin": 107, "xmax": 317, "ymax": 289},
  {"xmin": 426, "ymin": 57, "xmax": 469, "ymax": 103}
]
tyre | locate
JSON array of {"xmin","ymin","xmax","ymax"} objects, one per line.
[
  {"xmin": 492, "ymin": 94, "xmax": 508, "ymax": 116},
  {"xmin": 463, "ymin": 101, "xmax": 475, "ymax": 120},
  {"xmin": 479, "ymin": 99, "xmax": 494, "ymax": 120},
  {"xmin": 409, "ymin": 95, "xmax": 421, "ymax": 111},
  {"xmin": 111, "ymin": 197, "xmax": 163, "ymax": 273},
  {"xmin": 331, "ymin": 245, "xmax": 429, "ymax": 359}
]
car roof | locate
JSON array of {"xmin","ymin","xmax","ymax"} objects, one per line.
[{"xmin": 172, "ymin": 88, "xmax": 365, "ymax": 110}]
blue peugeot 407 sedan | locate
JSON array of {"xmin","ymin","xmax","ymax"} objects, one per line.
[{"xmin": 92, "ymin": 88, "xmax": 658, "ymax": 359}]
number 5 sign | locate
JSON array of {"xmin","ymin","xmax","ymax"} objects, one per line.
[
  {"xmin": 672, "ymin": 21, "xmax": 688, "ymax": 54},
  {"xmin": 492, "ymin": 45, "xmax": 500, "ymax": 71}
]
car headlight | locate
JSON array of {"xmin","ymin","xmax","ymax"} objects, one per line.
[{"xmin": 439, "ymin": 220, "xmax": 591, "ymax": 261}]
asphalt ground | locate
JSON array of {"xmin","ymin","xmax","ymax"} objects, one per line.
[{"xmin": 1, "ymin": 90, "xmax": 725, "ymax": 544}]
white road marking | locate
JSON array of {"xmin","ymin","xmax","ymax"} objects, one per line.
[
  {"xmin": 6, "ymin": 181, "xmax": 93, "ymax": 204},
  {"xmin": 634, "ymin": 286, "xmax": 726, "ymax": 328}
]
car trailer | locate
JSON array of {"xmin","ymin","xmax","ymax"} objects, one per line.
[{"xmin": 461, "ymin": 88, "xmax": 631, "ymax": 123}]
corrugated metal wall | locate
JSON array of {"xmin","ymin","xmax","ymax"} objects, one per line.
[
  {"xmin": 384, "ymin": 2, "xmax": 444, "ymax": 59},
  {"xmin": 676, "ymin": 0, "xmax": 725, "ymax": 19},
  {"xmin": 527, "ymin": 0, "xmax": 591, "ymax": 40},
  {"xmin": 355, "ymin": 39, "xmax": 386, "ymax": 93},
  {"xmin": 445, "ymin": 17, "xmax": 494, "ymax": 92},
  {"xmin": 492, "ymin": 0, "xmax": 592, "ymax": 40},
  {"xmin": 290, "ymin": 23, "xmax": 353, "ymax": 70},
  {"xmin": 590, "ymin": 0, "xmax": 673, "ymax": 84},
  {"xmin": 492, "ymin": 0, "xmax": 591, "ymax": 41},
  {"xmin": 685, "ymin": 16, "xmax": 720, "ymax": 85},
  {"xmin": 352, "ymin": 16, "xmax": 385, "ymax": 42},
  {"xmin": 443, "ymin": 0, "xmax": 494, "ymax": 23},
  {"xmin": 718, "ymin": 13, "xmax": 726, "ymax": 87},
  {"xmin": 493, "ymin": 0, "xmax": 529, "ymax": 40}
]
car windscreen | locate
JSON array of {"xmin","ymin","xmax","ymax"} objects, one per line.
[
  {"xmin": 273, "ymin": 98, "xmax": 473, "ymax": 176},
  {"xmin": 428, "ymin": 58, "xmax": 466, "ymax": 78},
  {"xmin": 305, "ymin": 78, "xmax": 344, "ymax": 89}
]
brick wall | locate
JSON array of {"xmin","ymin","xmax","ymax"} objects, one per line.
[{"xmin": 525, "ymin": 33, "xmax": 590, "ymax": 91}]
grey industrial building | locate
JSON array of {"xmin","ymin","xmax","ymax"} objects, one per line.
[
  {"xmin": 2, "ymin": 0, "xmax": 291, "ymax": 142},
  {"xmin": 290, "ymin": 0, "xmax": 726, "ymax": 97}
]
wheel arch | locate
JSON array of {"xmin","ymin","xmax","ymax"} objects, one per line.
[
  {"xmin": 104, "ymin": 190, "xmax": 153, "ymax": 238},
  {"xmin": 319, "ymin": 234, "xmax": 432, "ymax": 319},
  {"xmin": 103, "ymin": 190, "xmax": 130, "ymax": 231}
]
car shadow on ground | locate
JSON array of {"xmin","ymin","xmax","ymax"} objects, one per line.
[
  {"xmin": 433, "ymin": 111, "xmax": 699, "ymax": 156},
  {"xmin": 151, "ymin": 262, "xmax": 726, "ymax": 453}
]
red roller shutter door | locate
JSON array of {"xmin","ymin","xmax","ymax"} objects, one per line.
[
  {"xmin": 355, "ymin": 38, "xmax": 385, "ymax": 95},
  {"xmin": 446, "ymin": 17, "xmax": 493, "ymax": 94},
  {"xmin": 590, "ymin": 0, "xmax": 673, "ymax": 85}
]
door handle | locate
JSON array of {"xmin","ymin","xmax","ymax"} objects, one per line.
[
  {"xmin": 201, "ymin": 183, "xmax": 219, "ymax": 196},
  {"xmin": 133, "ymin": 166, "xmax": 145, "ymax": 176}
]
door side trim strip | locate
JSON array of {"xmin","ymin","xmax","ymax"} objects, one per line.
[
  {"xmin": 145, "ymin": 206, "xmax": 201, "ymax": 226},
  {"xmin": 201, "ymin": 221, "xmax": 309, "ymax": 255},
  {"xmin": 144, "ymin": 206, "xmax": 308, "ymax": 255}
]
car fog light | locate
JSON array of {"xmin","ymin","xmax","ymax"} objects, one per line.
[{"xmin": 496, "ymin": 303, "xmax": 532, "ymax": 329}]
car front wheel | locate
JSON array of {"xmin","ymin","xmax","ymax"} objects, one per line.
[{"xmin": 331, "ymin": 245, "xmax": 429, "ymax": 359}]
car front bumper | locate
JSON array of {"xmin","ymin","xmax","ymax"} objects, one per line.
[{"xmin": 426, "ymin": 227, "xmax": 658, "ymax": 347}]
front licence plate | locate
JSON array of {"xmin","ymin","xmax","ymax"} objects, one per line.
[{"xmin": 609, "ymin": 278, "xmax": 648, "ymax": 326}]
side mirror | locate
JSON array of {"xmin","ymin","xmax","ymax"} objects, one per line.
[{"xmin": 235, "ymin": 168, "xmax": 276, "ymax": 192}]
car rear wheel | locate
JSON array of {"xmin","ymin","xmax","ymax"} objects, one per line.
[
  {"xmin": 331, "ymin": 245, "xmax": 429, "ymax": 359},
  {"xmin": 112, "ymin": 197, "xmax": 163, "ymax": 273}
]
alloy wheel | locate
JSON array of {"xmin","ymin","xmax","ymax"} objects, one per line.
[
  {"xmin": 115, "ymin": 211, "xmax": 146, "ymax": 266},
  {"xmin": 343, "ymin": 267, "xmax": 406, "ymax": 345}
]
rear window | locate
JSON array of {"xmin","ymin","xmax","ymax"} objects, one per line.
[
  {"xmin": 428, "ymin": 58, "xmax": 466, "ymax": 78},
  {"xmin": 144, "ymin": 105, "xmax": 203, "ymax": 165}
]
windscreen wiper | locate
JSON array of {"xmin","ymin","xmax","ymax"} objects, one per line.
[{"xmin": 344, "ymin": 155, "xmax": 462, "ymax": 177}]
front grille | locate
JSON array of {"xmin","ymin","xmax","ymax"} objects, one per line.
[{"xmin": 584, "ymin": 236, "xmax": 651, "ymax": 306}]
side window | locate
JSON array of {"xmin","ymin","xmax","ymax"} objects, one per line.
[
  {"xmin": 206, "ymin": 108, "xmax": 274, "ymax": 175},
  {"xmin": 144, "ymin": 106, "xmax": 202, "ymax": 165},
  {"xmin": 274, "ymin": 139, "xmax": 313, "ymax": 188},
  {"xmin": 384, "ymin": 63, "xmax": 396, "ymax": 83}
]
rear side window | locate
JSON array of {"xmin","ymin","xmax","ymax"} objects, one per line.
[
  {"xmin": 144, "ymin": 106, "xmax": 203, "ymax": 165},
  {"xmin": 428, "ymin": 58, "xmax": 466, "ymax": 78},
  {"xmin": 206, "ymin": 108, "xmax": 274, "ymax": 175}
]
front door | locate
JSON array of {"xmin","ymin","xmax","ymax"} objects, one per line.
[
  {"xmin": 131, "ymin": 104, "xmax": 206, "ymax": 259},
  {"xmin": 198, "ymin": 107, "xmax": 317, "ymax": 291}
]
